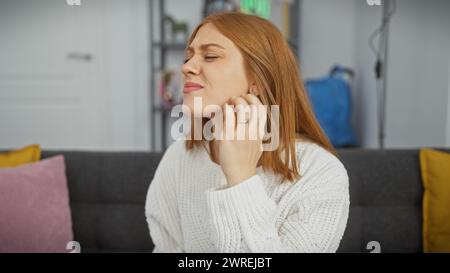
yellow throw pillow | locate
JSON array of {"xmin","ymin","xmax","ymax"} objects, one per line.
[
  {"xmin": 0, "ymin": 144, "xmax": 41, "ymax": 168},
  {"xmin": 420, "ymin": 148, "xmax": 450, "ymax": 253}
]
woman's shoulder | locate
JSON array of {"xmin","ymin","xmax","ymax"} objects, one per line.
[
  {"xmin": 166, "ymin": 138, "xmax": 187, "ymax": 153},
  {"xmin": 148, "ymin": 139, "xmax": 187, "ymax": 193},
  {"xmin": 155, "ymin": 139, "xmax": 187, "ymax": 171}
]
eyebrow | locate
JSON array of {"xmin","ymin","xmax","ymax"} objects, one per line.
[{"xmin": 185, "ymin": 43, "xmax": 225, "ymax": 54}]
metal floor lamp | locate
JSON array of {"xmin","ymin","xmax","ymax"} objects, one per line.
[{"xmin": 369, "ymin": 0, "xmax": 397, "ymax": 149}]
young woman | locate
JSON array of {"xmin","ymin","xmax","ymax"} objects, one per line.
[{"xmin": 145, "ymin": 12, "xmax": 350, "ymax": 253}]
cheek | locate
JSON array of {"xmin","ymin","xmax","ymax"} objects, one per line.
[{"xmin": 204, "ymin": 64, "xmax": 248, "ymax": 105}]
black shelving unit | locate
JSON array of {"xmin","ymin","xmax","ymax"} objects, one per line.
[
  {"xmin": 149, "ymin": 0, "xmax": 185, "ymax": 152},
  {"xmin": 149, "ymin": 0, "xmax": 300, "ymax": 152}
]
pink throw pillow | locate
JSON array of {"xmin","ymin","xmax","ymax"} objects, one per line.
[{"xmin": 0, "ymin": 155, "xmax": 73, "ymax": 252}]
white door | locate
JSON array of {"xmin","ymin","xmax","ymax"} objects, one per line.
[{"xmin": 0, "ymin": 0, "xmax": 111, "ymax": 150}]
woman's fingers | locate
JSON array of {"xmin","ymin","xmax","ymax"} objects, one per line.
[
  {"xmin": 221, "ymin": 94, "xmax": 266, "ymax": 141},
  {"xmin": 230, "ymin": 96, "xmax": 251, "ymax": 140},
  {"xmin": 223, "ymin": 102, "xmax": 235, "ymax": 140},
  {"xmin": 242, "ymin": 94, "xmax": 266, "ymax": 140},
  {"xmin": 242, "ymin": 94, "xmax": 262, "ymax": 125},
  {"xmin": 242, "ymin": 93, "xmax": 263, "ymax": 106},
  {"xmin": 230, "ymin": 96, "xmax": 250, "ymax": 125}
]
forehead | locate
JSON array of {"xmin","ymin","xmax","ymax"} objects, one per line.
[{"xmin": 187, "ymin": 23, "xmax": 235, "ymax": 51}]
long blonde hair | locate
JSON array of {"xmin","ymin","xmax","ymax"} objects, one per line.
[{"xmin": 185, "ymin": 12, "xmax": 335, "ymax": 182}]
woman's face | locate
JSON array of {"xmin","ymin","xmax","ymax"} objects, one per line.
[{"xmin": 182, "ymin": 23, "xmax": 251, "ymax": 116}]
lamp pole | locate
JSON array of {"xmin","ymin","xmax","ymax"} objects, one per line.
[{"xmin": 373, "ymin": 0, "xmax": 396, "ymax": 149}]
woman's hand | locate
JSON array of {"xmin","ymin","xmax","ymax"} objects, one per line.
[{"xmin": 211, "ymin": 93, "xmax": 267, "ymax": 187}]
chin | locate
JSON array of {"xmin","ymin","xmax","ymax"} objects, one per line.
[
  {"xmin": 183, "ymin": 94, "xmax": 209, "ymax": 117},
  {"xmin": 182, "ymin": 101, "xmax": 202, "ymax": 118}
]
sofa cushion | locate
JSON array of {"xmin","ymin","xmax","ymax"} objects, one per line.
[
  {"xmin": 0, "ymin": 155, "xmax": 73, "ymax": 252},
  {"xmin": 420, "ymin": 148, "xmax": 450, "ymax": 253},
  {"xmin": 0, "ymin": 144, "xmax": 41, "ymax": 168}
]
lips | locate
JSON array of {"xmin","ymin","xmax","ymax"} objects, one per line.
[{"xmin": 183, "ymin": 82, "xmax": 204, "ymax": 93}]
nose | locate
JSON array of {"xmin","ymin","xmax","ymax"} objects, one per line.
[{"xmin": 182, "ymin": 58, "xmax": 200, "ymax": 77}]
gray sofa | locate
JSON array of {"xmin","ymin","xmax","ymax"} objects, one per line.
[{"xmin": 40, "ymin": 148, "xmax": 448, "ymax": 253}]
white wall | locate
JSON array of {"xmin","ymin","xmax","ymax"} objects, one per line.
[
  {"xmin": 103, "ymin": 0, "xmax": 151, "ymax": 150},
  {"xmin": 0, "ymin": 0, "xmax": 150, "ymax": 151},
  {"xmin": 299, "ymin": 0, "xmax": 357, "ymax": 79},
  {"xmin": 300, "ymin": 0, "xmax": 450, "ymax": 148},
  {"xmin": 2, "ymin": 0, "xmax": 448, "ymax": 151},
  {"xmin": 384, "ymin": 0, "xmax": 450, "ymax": 148}
]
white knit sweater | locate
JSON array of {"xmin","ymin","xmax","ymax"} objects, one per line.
[{"xmin": 145, "ymin": 139, "xmax": 350, "ymax": 253}]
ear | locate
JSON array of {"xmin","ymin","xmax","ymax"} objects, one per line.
[{"xmin": 248, "ymin": 84, "xmax": 259, "ymax": 95}]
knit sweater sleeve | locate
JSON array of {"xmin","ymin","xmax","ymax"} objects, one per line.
[
  {"xmin": 204, "ymin": 155, "xmax": 350, "ymax": 253},
  {"xmin": 145, "ymin": 141, "xmax": 184, "ymax": 253}
]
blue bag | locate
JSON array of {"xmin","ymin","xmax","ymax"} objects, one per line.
[{"xmin": 305, "ymin": 66, "xmax": 358, "ymax": 147}]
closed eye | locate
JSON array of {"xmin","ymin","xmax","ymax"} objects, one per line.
[
  {"xmin": 204, "ymin": 56, "xmax": 218, "ymax": 61},
  {"xmin": 183, "ymin": 55, "xmax": 218, "ymax": 64}
]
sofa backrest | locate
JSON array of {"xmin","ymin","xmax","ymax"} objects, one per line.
[
  {"xmin": 41, "ymin": 148, "xmax": 449, "ymax": 253},
  {"xmin": 337, "ymin": 149, "xmax": 423, "ymax": 253},
  {"xmin": 42, "ymin": 151, "xmax": 160, "ymax": 253}
]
